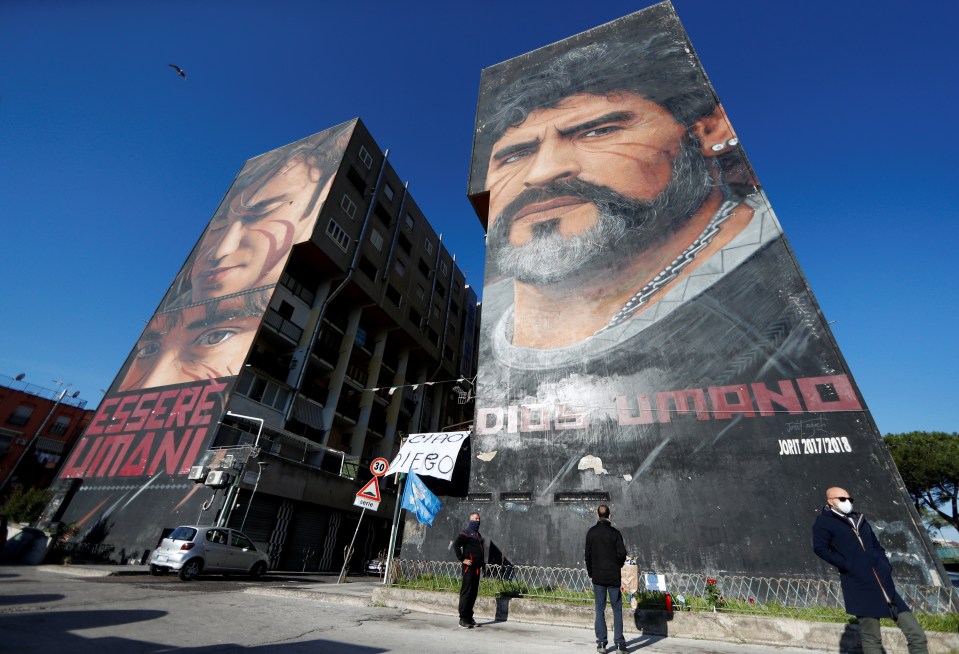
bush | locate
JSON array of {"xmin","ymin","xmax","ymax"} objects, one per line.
[{"xmin": 1, "ymin": 487, "xmax": 52, "ymax": 525}]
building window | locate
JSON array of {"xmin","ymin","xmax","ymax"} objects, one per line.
[
  {"xmin": 326, "ymin": 219, "xmax": 350, "ymax": 253},
  {"xmin": 374, "ymin": 203, "xmax": 392, "ymax": 228},
  {"xmin": 370, "ymin": 228, "xmax": 384, "ymax": 251},
  {"xmin": 435, "ymin": 284, "xmax": 446, "ymax": 298},
  {"xmin": 383, "ymin": 183, "xmax": 395, "ymax": 201},
  {"xmin": 7, "ymin": 404, "xmax": 33, "ymax": 427},
  {"xmin": 340, "ymin": 195, "xmax": 357, "ymax": 219},
  {"xmin": 424, "ymin": 239, "xmax": 434, "ymax": 256},
  {"xmin": 385, "ymin": 285, "xmax": 402, "ymax": 307},
  {"xmin": 415, "ymin": 283, "xmax": 426, "ymax": 300},
  {"xmin": 48, "ymin": 415, "xmax": 71, "ymax": 436},
  {"xmin": 417, "ymin": 258, "xmax": 431, "ymax": 278},
  {"xmin": 359, "ymin": 256, "xmax": 377, "ymax": 280},
  {"xmin": 236, "ymin": 371, "xmax": 291, "ymax": 412},
  {"xmin": 358, "ymin": 146, "xmax": 373, "ymax": 169},
  {"xmin": 404, "ymin": 213, "xmax": 415, "ymax": 232},
  {"xmin": 440, "ymin": 260, "xmax": 449, "ymax": 277},
  {"xmin": 393, "ymin": 259, "xmax": 406, "ymax": 276},
  {"xmin": 398, "ymin": 233, "xmax": 412, "ymax": 255},
  {"xmin": 432, "ymin": 304, "xmax": 441, "ymax": 319},
  {"xmin": 277, "ymin": 300, "xmax": 295, "ymax": 320},
  {"xmin": 347, "ymin": 167, "xmax": 367, "ymax": 196}
]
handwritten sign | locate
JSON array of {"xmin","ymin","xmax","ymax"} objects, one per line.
[{"xmin": 388, "ymin": 431, "xmax": 468, "ymax": 481}]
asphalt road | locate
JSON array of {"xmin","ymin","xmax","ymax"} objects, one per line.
[{"xmin": 0, "ymin": 566, "xmax": 837, "ymax": 653}]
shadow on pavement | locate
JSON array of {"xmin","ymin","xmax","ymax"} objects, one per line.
[{"xmin": 0, "ymin": 593, "xmax": 64, "ymax": 605}]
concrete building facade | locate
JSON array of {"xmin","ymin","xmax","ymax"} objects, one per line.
[{"xmin": 48, "ymin": 119, "xmax": 478, "ymax": 572}]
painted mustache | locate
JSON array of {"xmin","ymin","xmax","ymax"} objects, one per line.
[{"xmin": 497, "ymin": 178, "xmax": 641, "ymax": 228}]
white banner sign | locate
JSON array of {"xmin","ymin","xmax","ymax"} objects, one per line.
[{"xmin": 388, "ymin": 431, "xmax": 469, "ymax": 480}]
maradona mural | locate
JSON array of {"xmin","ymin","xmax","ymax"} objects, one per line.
[{"xmin": 409, "ymin": 2, "xmax": 943, "ymax": 583}]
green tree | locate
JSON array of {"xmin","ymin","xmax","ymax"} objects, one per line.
[
  {"xmin": 884, "ymin": 431, "xmax": 959, "ymax": 532},
  {"xmin": 1, "ymin": 487, "xmax": 52, "ymax": 525}
]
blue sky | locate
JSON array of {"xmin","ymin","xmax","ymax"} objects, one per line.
[{"xmin": 1, "ymin": 0, "xmax": 957, "ymax": 444}]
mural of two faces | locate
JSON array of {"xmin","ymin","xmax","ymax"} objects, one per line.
[
  {"xmin": 435, "ymin": 3, "xmax": 937, "ymax": 581},
  {"xmin": 55, "ymin": 122, "xmax": 355, "ymax": 554}
]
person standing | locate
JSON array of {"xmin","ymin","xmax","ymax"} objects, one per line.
[
  {"xmin": 453, "ymin": 512, "xmax": 485, "ymax": 628},
  {"xmin": 585, "ymin": 505, "xmax": 628, "ymax": 653},
  {"xmin": 812, "ymin": 487, "xmax": 928, "ymax": 654}
]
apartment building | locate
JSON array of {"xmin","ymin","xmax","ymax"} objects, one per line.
[{"xmin": 49, "ymin": 119, "xmax": 478, "ymax": 571}]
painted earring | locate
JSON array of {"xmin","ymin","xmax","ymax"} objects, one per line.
[
  {"xmin": 710, "ymin": 143, "xmax": 726, "ymax": 152},
  {"xmin": 726, "ymin": 137, "xmax": 739, "ymax": 148}
]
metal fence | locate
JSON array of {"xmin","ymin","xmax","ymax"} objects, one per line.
[{"xmin": 389, "ymin": 559, "xmax": 959, "ymax": 616}]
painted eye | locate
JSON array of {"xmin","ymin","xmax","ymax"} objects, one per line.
[
  {"xmin": 502, "ymin": 150, "xmax": 532, "ymax": 165},
  {"xmin": 582, "ymin": 125, "xmax": 622, "ymax": 138},
  {"xmin": 134, "ymin": 341, "xmax": 161, "ymax": 359},
  {"xmin": 197, "ymin": 329, "xmax": 236, "ymax": 347}
]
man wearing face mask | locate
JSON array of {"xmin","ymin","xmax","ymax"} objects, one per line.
[
  {"xmin": 453, "ymin": 512, "xmax": 485, "ymax": 628},
  {"xmin": 812, "ymin": 487, "xmax": 928, "ymax": 654}
]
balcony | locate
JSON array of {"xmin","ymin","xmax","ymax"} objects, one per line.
[
  {"xmin": 213, "ymin": 423, "xmax": 357, "ymax": 479},
  {"xmin": 263, "ymin": 308, "xmax": 304, "ymax": 343}
]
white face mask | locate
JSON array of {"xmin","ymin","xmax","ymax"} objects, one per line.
[{"xmin": 834, "ymin": 500, "xmax": 853, "ymax": 515}]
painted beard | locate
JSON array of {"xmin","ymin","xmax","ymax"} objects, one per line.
[{"xmin": 488, "ymin": 138, "xmax": 714, "ymax": 286}]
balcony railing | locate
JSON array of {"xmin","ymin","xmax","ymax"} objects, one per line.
[
  {"xmin": 263, "ymin": 308, "xmax": 304, "ymax": 343},
  {"xmin": 213, "ymin": 424, "xmax": 356, "ymax": 479}
]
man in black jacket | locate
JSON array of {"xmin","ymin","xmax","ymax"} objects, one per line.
[
  {"xmin": 585, "ymin": 505, "xmax": 628, "ymax": 653},
  {"xmin": 812, "ymin": 486, "xmax": 928, "ymax": 654},
  {"xmin": 453, "ymin": 512, "xmax": 485, "ymax": 628}
]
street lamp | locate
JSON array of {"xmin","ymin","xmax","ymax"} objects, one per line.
[{"xmin": 239, "ymin": 461, "xmax": 269, "ymax": 533}]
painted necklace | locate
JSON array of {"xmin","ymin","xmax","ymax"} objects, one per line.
[{"xmin": 595, "ymin": 199, "xmax": 738, "ymax": 335}]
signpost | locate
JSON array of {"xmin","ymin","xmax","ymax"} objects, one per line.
[{"xmin": 338, "ymin": 459, "xmax": 390, "ymax": 583}]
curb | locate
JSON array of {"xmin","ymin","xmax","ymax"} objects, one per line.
[
  {"xmin": 37, "ymin": 565, "xmax": 119, "ymax": 578},
  {"xmin": 371, "ymin": 588, "xmax": 959, "ymax": 654},
  {"xmin": 243, "ymin": 586, "xmax": 374, "ymax": 607}
]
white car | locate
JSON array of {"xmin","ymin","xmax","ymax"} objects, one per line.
[{"xmin": 148, "ymin": 525, "xmax": 269, "ymax": 581}]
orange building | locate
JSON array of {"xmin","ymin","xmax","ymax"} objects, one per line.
[{"xmin": 0, "ymin": 375, "xmax": 93, "ymax": 492}]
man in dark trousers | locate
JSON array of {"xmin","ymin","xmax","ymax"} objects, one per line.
[
  {"xmin": 812, "ymin": 486, "xmax": 928, "ymax": 654},
  {"xmin": 453, "ymin": 511, "xmax": 485, "ymax": 628},
  {"xmin": 585, "ymin": 504, "xmax": 628, "ymax": 653}
]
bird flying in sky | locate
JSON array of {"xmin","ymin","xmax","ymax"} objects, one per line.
[{"xmin": 168, "ymin": 64, "xmax": 186, "ymax": 79}]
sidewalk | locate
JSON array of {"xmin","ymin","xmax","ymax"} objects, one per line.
[{"xmin": 39, "ymin": 564, "xmax": 959, "ymax": 654}]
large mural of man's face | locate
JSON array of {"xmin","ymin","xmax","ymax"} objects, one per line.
[{"xmin": 485, "ymin": 91, "xmax": 714, "ymax": 287}]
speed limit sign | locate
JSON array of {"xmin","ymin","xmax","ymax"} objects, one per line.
[{"xmin": 370, "ymin": 457, "xmax": 389, "ymax": 477}]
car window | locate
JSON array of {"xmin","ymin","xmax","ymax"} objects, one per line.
[
  {"xmin": 169, "ymin": 527, "xmax": 197, "ymax": 541},
  {"xmin": 231, "ymin": 532, "xmax": 254, "ymax": 549},
  {"xmin": 206, "ymin": 529, "xmax": 229, "ymax": 544}
]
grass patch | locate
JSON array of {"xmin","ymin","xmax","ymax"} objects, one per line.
[{"xmin": 391, "ymin": 574, "xmax": 959, "ymax": 632}]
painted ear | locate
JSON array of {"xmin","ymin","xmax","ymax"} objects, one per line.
[{"xmin": 691, "ymin": 105, "xmax": 737, "ymax": 157}]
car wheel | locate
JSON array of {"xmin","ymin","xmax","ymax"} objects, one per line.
[
  {"xmin": 178, "ymin": 559, "xmax": 202, "ymax": 581},
  {"xmin": 249, "ymin": 561, "xmax": 267, "ymax": 580},
  {"xmin": 149, "ymin": 564, "xmax": 167, "ymax": 576}
]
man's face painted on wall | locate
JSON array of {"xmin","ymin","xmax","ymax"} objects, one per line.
[
  {"xmin": 190, "ymin": 157, "xmax": 328, "ymax": 301},
  {"xmin": 485, "ymin": 92, "xmax": 712, "ymax": 285},
  {"xmin": 118, "ymin": 294, "xmax": 264, "ymax": 392}
]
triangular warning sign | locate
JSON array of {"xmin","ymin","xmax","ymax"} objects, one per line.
[{"xmin": 356, "ymin": 477, "xmax": 380, "ymax": 502}]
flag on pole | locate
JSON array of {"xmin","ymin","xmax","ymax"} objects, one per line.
[{"xmin": 401, "ymin": 471, "xmax": 442, "ymax": 526}]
